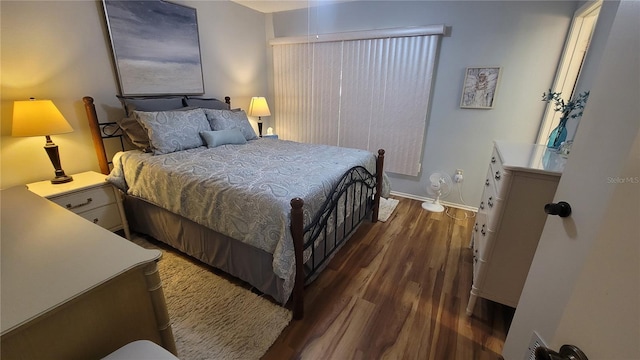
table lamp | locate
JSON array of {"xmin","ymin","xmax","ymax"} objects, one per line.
[
  {"xmin": 247, "ymin": 97, "xmax": 271, "ymax": 137},
  {"xmin": 12, "ymin": 98, "xmax": 74, "ymax": 184}
]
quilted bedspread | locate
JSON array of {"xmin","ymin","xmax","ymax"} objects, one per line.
[{"xmin": 108, "ymin": 138, "xmax": 389, "ymax": 302}]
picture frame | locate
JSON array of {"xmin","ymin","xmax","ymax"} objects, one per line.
[
  {"xmin": 460, "ymin": 67, "xmax": 501, "ymax": 109},
  {"xmin": 103, "ymin": 0, "xmax": 205, "ymax": 96}
]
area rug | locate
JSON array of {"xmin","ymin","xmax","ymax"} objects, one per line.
[
  {"xmin": 378, "ymin": 197, "xmax": 400, "ymax": 222},
  {"xmin": 132, "ymin": 235, "xmax": 292, "ymax": 360}
]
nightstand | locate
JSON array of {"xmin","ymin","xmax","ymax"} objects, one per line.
[
  {"xmin": 26, "ymin": 171, "xmax": 131, "ymax": 239},
  {"xmin": 262, "ymin": 134, "xmax": 278, "ymax": 139}
]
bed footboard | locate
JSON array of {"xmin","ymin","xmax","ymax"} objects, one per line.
[{"xmin": 290, "ymin": 149, "xmax": 385, "ymax": 320}]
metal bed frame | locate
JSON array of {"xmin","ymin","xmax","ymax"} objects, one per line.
[{"xmin": 83, "ymin": 96, "xmax": 384, "ymax": 319}]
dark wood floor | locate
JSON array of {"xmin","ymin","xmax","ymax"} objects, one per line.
[{"xmin": 263, "ymin": 196, "xmax": 513, "ymax": 360}]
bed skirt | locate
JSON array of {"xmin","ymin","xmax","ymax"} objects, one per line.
[{"xmin": 124, "ymin": 195, "xmax": 287, "ymax": 304}]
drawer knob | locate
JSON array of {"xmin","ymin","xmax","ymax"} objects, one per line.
[
  {"xmin": 491, "ymin": 156, "xmax": 496, "ymax": 163},
  {"xmin": 488, "ymin": 197, "xmax": 494, "ymax": 208},
  {"xmin": 494, "ymin": 171, "xmax": 501, "ymax": 180},
  {"xmin": 485, "ymin": 179, "xmax": 490, "ymax": 186},
  {"xmin": 544, "ymin": 201, "xmax": 572, "ymax": 218},
  {"xmin": 66, "ymin": 198, "xmax": 93, "ymax": 210},
  {"xmin": 93, "ymin": 218, "xmax": 99, "ymax": 224},
  {"xmin": 479, "ymin": 201, "xmax": 485, "ymax": 210}
]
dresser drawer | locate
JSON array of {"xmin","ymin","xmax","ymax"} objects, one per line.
[
  {"xmin": 489, "ymin": 147, "xmax": 507, "ymax": 195},
  {"xmin": 471, "ymin": 218, "xmax": 480, "ymax": 259},
  {"xmin": 482, "ymin": 166, "xmax": 496, "ymax": 199},
  {"xmin": 475, "ymin": 211, "xmax": 494, "ymax": 261},
  {"xmin": 77, "ymin": 203, "xmax": 122, "ymax": 230},
  {"xmin": 482, "ymin": 180, "xmax": 504, "ymax": 233},
  {"xmin": 479, "ymin": 172, "xmax": 494, "ymax": 213},
  {"xmin": 49, "ymin": 185, "xmax": 116, "ymax": 214}
]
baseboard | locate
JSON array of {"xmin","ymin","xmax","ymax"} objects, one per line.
[{"xmin": 389, "ymin": 191, "xmax": 478, "ymax": 213}]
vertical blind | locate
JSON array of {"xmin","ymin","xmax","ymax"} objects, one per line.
[{"xmin": 272, "ymin": 26, "xmax": 444, "ymax": 176}]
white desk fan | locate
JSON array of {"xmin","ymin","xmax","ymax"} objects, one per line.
[{"xmin": 422, "ymin": 171, "xmax": 453, "ymax": 212}]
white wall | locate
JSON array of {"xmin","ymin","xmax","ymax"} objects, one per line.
[
  {"xmin": 0, "ymin": 0, "xmax": 269, "ymax": 189},
  {"xmin": 270, "ymin": 0, "xmax": 578, "ymax": 206}
]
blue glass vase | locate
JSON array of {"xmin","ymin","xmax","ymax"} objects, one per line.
[{"xmin": 547, "ymin": 121, "xmax": 568, "ymax": 149}]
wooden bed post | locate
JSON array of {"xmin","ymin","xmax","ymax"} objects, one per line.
[
  {"xmin": 372, "ymin": 149, "xmax": 385, "ymax": 222},
  {"xmin": 290, "ymin": 197, "xmax": 305, "ymax": 320},
  {"xmin": 83, "ymin": 96, "xmax": 110, "ymax": 175}
]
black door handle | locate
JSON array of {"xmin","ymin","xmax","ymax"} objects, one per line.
[
  {"xmin": 544, "ymin": 201, "xmax": 572, "ymax": 218},
  {"xmin": 535, "ymin": 344, "xmax": 588, "ymax": 360}
]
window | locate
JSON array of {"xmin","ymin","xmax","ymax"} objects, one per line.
[
  {"xmin": 271, "ymin": 26, "xmax": 445, "ymax": 176},
  {"xmin": 537, "ymin": 1, "xmax": 601, "ymax": 145}
]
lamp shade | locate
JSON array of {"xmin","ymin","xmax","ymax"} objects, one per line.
[
  {"xmin": 12, "ymin": 99, "xmax": 73, "ymax": 137},
  {"xmin": 247, "ymin": 97, "xmax": 271, "ymax": 118}
]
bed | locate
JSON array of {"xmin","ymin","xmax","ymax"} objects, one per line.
[{"xmin": 83, "ymin": 95, "xmax": 388, "ymax": 320}]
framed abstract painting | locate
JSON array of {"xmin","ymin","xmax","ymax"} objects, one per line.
[{"xmin": 103, "ymin": 0, "xmax": 205, "ymax": 96}]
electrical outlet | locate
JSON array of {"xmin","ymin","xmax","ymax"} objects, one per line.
[
  {"xmin": 526, "ymin": 331, "xmax": 547, "ymax": 360},
  {"xmin": 454, "ymin": 169, "xmax": 464, "ymax": 183}
]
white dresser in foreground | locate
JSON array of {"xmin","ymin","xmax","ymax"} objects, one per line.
[
  {"xmin": 1, "ymin": 186, "xmax": 176, "ymax": 359},
  {"xmin": 467, "ymin": 141, "xmax": 566, "ymax": 316}
]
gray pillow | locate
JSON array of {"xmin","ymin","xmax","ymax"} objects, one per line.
[
  {"xmin": 135, "ymin": 108, "xmax": 211, "ymax": 155},
  {"xmin": 185, "ymin": 97, "xmax": 230, "ymax": 110},
  {"xmin": 203, "ymin": 109, "xmax": 258, "ymax": 141},
  {"xmin": 116, "ymin": 114, "xmax": 151, "ymax": 152},
  {"xmin": 200, "ymin": 129, "xmax": 247, "ymax": 148},
  {"xmin": 117, "ymin": 95, "xmax": 185, "ymax": 116}
]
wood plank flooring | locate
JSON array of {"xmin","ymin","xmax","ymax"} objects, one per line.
[{"xmin": 263, "ymin": 196, "xmax": 514, "ymax": 360}]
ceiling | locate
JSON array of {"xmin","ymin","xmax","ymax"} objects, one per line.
[{"xmin": 230, "ymin": 0, "xmax": 355, "ymax": 14}]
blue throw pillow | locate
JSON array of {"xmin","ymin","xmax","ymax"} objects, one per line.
[{"xmin": 200, "ymin": 129, "xmax": 247, "ymax": 148}]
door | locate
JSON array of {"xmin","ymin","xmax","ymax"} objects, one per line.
[{"xmin": 502, "ymin": 1, "xmax": 639, "ymax": 359}]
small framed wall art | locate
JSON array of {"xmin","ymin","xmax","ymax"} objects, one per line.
[{"xmin": 460, "ymin": 67, "xmax": 501, "ymax": 109}]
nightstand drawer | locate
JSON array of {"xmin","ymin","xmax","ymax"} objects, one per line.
[
  {"xmin": 77, "ymin": 203, "xmax": 122, "ymax": 230},
  {"xmin": 49, "ymin": 185, "xmax": 116, "ymax": 214},
  {"xmin": 27, "ymin": 171, "xmax": 131, "ymax": 240}
]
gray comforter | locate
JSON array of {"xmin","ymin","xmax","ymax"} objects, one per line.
[{"xmin": 108, "ymin": 138, "xmax": 389, "ymax": 301}]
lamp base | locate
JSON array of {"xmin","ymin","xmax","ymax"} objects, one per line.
[
  {"xmin": 44, "ymin": 137, "xmax": 73, "ymax": 184},
  {"xmin": 51, "ymin": 174, "xmax": 73, "ymax": 184}
]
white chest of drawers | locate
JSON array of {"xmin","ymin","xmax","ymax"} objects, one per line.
[
  {"xmin": 26, "ymin": 171, "xmax": 131, "ymax": 239},
  {"xmin": 466, "ymin": 141, "xmax": 565, "ymax": 316}
]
